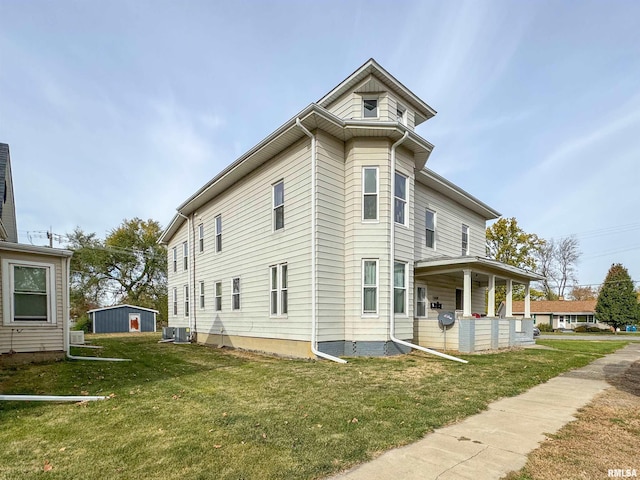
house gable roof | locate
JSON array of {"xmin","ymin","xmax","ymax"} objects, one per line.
[
  {"xmin": 512, "ymin": 300, "xmax": 596, "ymax": 314},
  {"xmin": 317, "ymin": 58, "xmax": 437, "ymax": 126},
  {"xmin": 87, "ymin": 304, "xmax": 159, "ymax": 314}
]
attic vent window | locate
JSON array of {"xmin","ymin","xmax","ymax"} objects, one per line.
[
  {"xmin": 396, "ymin": 106, "xmax": 406, "ymax": 124},
  {"xmin": 363, "ymin": 98, "xmax": 378, "ymax": 118}
]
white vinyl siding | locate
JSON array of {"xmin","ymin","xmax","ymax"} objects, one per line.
[{"xmin": 362, "ymin": 167, "xmax": 378, "ymax": 221}]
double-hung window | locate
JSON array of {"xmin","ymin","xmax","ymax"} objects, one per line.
[
  {"xmin": 2, "ymin": 259, "xmax": 55, "ymax": 325},
  {"xmin": 396, "ymin": 105, "xmax": 406, "ymax": 124},
  {"xmin": 362, "ymin": 167, "xmax": 378, "ymax": 221},
  {"xmin": 199, "ymin": 281, "xmax": 205, "ymax": 309},
  {"xmin": 214, "ymin": 282, "xmax": 222, "ymax": 311},
  {"xmin": 232, "ymin": 277, "xmax": 241, "ymax": 310},
  {"xmin": 425, "ymin": 209, "xmax": 436, "ymax": 249},
  {"xmin": 394, "ymin": 261, "xmax": 407, "ymax": 315},
  {"xmin": 394, "ymin": 172, "xmax": 407, "ymax": 225},
  {"xmin": 183, "ymin": 242, "xmax": 188, "ymax": 270},
  {"xmin": 172, "ymin": 247, "xmax": 177, "ymax": 272},
  {"xmin": 362, "ymin": 259, "xmax": 378, "ymax": 315},
  {"xmin": 172, "ymin": 287, "xmax": 177, "ymax": 316},
  {"xmin": 198, "ymin": 224, "xmax": 204, "ymax": 253},
  {"xmin": 363, "ymin": 97, "xmax": 378, "ymax": 118},
  {"xmin": 273, "ymin": 180, "xmax": 284, "ymax": 231},
  {"xmin": 270, "ymin": 263, "xmax": 288, "ymax": 316},
  {"xmin": 215, "ymin": 215, "xmax": 222, "ymax": 252},
  {"xmin": 416, "ymin": 286, "xmax": 426, "ymax": 317},
  {"xmin": 462, "ymin": 225, "xmax": 469, "ymax": 256},
  {"xmin": 184, "ymin": 285, "xmax": 189, "ymax": 317}
]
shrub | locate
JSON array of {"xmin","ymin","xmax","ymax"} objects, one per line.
[
  {"xmin": 538, "ymin": 323, "xmax": 553, "ymax": 332},
  {"xmin": 73, "ymin": 315, "xmax": 93, "ymax": 333},
  {"xmin": 587, "ymin": 326, "xmax": 602, "ymax": 333},
  {"xmin": 574, "ymin": 325, "xmax": 588, "ymax": 333}
]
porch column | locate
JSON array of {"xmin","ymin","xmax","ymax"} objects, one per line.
[
  {"xmin": 506, "ymin": 279, "xmax": 513, "ymax": 317},
  {"xmin": 463, "ymin": 269, "xmax": 472, "ymax": 317},
  {"xmin": 487, "ymin": 274, "xmax": 496, "ymax": 317},
  {"xmin": 524, "ymin": 282, "xmax": 531, "ymax": 319}
]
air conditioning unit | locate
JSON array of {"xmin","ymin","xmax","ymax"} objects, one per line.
[
  {"xmin": 174, "ymin": 327, "xmax": 191, "ymax": 343},
  {"xmin": 70, "ymin": 331, "xmax": 85, "ymax": 345},
  {"xmin": 162, "ymin": 326, "xmax": 176, "ymax": 340}
]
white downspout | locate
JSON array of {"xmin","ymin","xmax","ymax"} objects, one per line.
[
  {"xmin": 389, "ymin": 132, "xmax": 467, "ymax": 364},
  {"xmin": 177, "ymin": 211, "xmax": 193, "ymax": 334},
  {"xmin": 296, "ymin": 118, "xmax": 346, "ymax": 364}
]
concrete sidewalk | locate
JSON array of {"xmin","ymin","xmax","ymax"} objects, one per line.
[{"xmin": 328, "ymin": 343, "xmax": 640, "ymax": 480}]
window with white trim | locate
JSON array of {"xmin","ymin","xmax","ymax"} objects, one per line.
[
  {"xmin": 396, "ymin": 105, "xmax": 406, "ymax": 125},
  {"xmin": 184, "ymin": 285, "xmax": 189, "ymax": 316},
  {"xmin": 214, "ymin": 281, "xmax": 222, "ymax": 311},
  {"xmin": 462, "ymin": 225, "xmax": 469, "ymax": 256},
  {"xmin": 394, "ymin": 261, "xmax": 407, "ymax": 314},
  {"xmin": 425, "ymin": 209, "xmax": 435, "ymax": 249},
  {"xmin": 172, "ymin": 287, "xmax": 177, "ymax": 316},
  {"xmin": 183, "ymin": 241, "xmax": 188, "ymax": 270},
  {"xmin": 232, "ymin": 277, "xmax": 240, "ymax": 310},
  {"xmin": 172, "ymin": 247, "xmax": 177, "ymax": 272},
  {"xmin": 198, "ymin": 224, "xmax": 204, "ymax": 253},
  {"xmin": 199, "ymin": 281, "xmax": 205, "ymax": 309},
  {"xmin": 394, "ymin": 172, "xmax": 407, "ymax": 225},
  {"xmin": 2, "ymin": 259, "xmax": 56, "ymax": 325},
  {"xmin": 362, "ymin": 167, "xmax": 378, "ymax": 221},
  {"xmin": 416, "ymin": 286, "xmax": 426, "ymax": 317},
  {"xmin": 362, "ymin": 259, "xmax": 378, "ymax": 315},
  {"xmin": 273, "ymin": 180, "xmax": 284, "ymax": 231},
  {"xmin": 363, "ymin": 97, "xmax": 378, "ymax": 118},
  {"xmin": 215, "ymin": 215, "xmax": 222, "ymax": 252},
  {"xmin": 270, "ymin": 263, "xmax": 288, "ymax": 316}
]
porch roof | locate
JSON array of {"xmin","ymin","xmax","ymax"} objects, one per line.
[{"xmin": 415, "ymin": 256, "xmax": 544, "ymax": 283}]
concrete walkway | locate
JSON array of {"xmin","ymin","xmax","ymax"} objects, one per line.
[{"xmin": 328, "ymin": 343, "xmax": 640, "ymax": 480}]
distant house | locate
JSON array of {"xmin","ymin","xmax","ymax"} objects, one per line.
[
  {"xmin": 0, "ymin": 143, "xmax": 73, "ymax": 365},
  {"xmin": 88, "ymin": 305, "xmax": 158, "ymax": 333},
  {"xmin": 510, "ymin": 299, "xmax": 609, "ymax": 330}
]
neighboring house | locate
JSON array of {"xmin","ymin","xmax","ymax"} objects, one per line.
[
  {"xmin": 159, "ymin": 59, "xmax": 542, "ymax": 359},
  {"xmin": 510, "ymin": 300, "xmax": 609, "ymax": 331},
  {"xmin": 89, "ymin": 304, "xmax": 158, "ymax": 333},
  {"xmin": 0, "ymin": 143, "xmax": 73, "ymax": 364}
]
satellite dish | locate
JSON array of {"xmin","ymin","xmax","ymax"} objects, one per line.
[{"xmin": 438, "ymin": 311, "xmax": 455, "ymax": 328}]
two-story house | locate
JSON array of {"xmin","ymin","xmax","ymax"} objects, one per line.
[{"xmin": 159, "ymin": 59, "xmax": 542, "ymax": 361}]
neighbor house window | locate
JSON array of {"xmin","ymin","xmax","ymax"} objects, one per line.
[
  {"xmin": 172, "ymin": 287, "xmax": 177, "ymax": 316},
  {"xmin": 270, "ymin": 263, "xmax": 288, "ymax": 316},
  {"xmin": 363, "ymin": 97, "xmax": 378, "ymax": 118},
  {"xmin": 199, "ymin": 281, "xmax": 205, "ymax": 309},
  {"xmin": 394, "ymin": 172, "xmax": 407, "ymax": 225},
  {"xmin": 232, "ymin": 277, "xmax": 240, "ymax": 310},
  {"xmin": 394, "ymin": 261, "xmax": 406, "ymax": 314},
  {"xmin": 198, "ymin": 224, "xmax": 204, "ymax": 252},
  {"xmin": 273, "ymin": 180, "xmax": 284, "ymax": 231},
  {"xmin": 172, "ymin": 247, "xmax": 177, "ymax": 272},
  {"xmin": 362, "ymin": 259, "xmax": 378, "ymax": 315},
  {"xmin": 462, "ymin": 225, "xmax": 469, "ymax": 256},
  {"xmin": 214, "ymin": 281, "xmax": 222, "ymax": 311},
  {"xmin": 362, "ymin": 167, "xmax": 378, "ymax": 221},
  {"xmin": 2, "ymin": 260, "xmax": 55, "ymax": 325},
  {"xmin": 425, "ymin": 209, "xmax": 435, "ymax": 248},
  {"xmin": 184, "ymin": 285, "xmax": 189, "ymax": 317},
  {"xmin": 416, "ymin": 286, "xmax": 426, "ymax": 317},
  {"xmin": 183, "ymin": 242, "xmax": 188, "ymax": 270},
  {"xmin": 215, "ymin": 215, "xmax": 222, "ymax": 252}
]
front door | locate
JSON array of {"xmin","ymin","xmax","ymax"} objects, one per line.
[{"xmin": 129, "ymin": 313, "xmax": 141, "ymax": 332}]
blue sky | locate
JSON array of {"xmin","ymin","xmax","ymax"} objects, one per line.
[{"xmin": 1, "ymin": 0, "xmax": 639, "ymax": 288}]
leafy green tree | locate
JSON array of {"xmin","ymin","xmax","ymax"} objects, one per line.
[
  {"xmin": 67, "ymin": 218, "xmax": 168, "ymax": 326},
  {"xmin": 595, "ymin": 263, "xmax": 639, "ymax": 331}
]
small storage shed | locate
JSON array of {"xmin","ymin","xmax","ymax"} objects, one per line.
[{"xmin": 88, "ymin": 305, "xmax": 157, "ymax": 334}]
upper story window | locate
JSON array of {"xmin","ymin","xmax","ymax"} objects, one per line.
[
  {"xmin": 462, "ymin": 224, "xmax": 470, "ymax": 256},
  {"xmin": 183, "ymin": 241, "xmax": 188, "ymax": 270},
  {"xmin": 394, "ymin": 172, "xmax": 407, "ymax": 226},
  {"xmin": 172, "ymin": 247, "xmax": 177, "ymax": 272},
  {"xmin": 363, "ymin": 97, "xmax": 378, "ymax": 118},
  {"xmin": 425, "ymin": 209, "xmax": 436, "ymax": 249},
  {"xmin": 396, "ymin": 105, "xmax": 406, "ymax": 125},
  {"xmin": 362, "ymin": 167, "xmax": 378, "ymax": 221},
  {"xmin": 215, "ymin": 215, "xmax": 222, "ymax": 252},
  {"xmin": 198, "ymin": 224, "xmax": 204, "ymax": 253},
  {"xmin": 273, "ymin": 180, "xmax": 284, "ymax": 231},
  {"xmin": 2, "ymin": 260, "xmax": 55, "ymax": 325}
]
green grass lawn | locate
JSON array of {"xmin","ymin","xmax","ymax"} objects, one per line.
[{"xmin": 0, "ymin": 335, "xmax": 628, "ymax": 480}]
